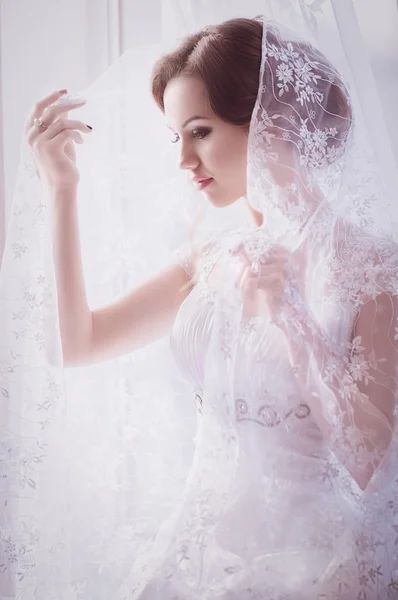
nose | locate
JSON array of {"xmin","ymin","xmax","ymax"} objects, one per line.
[{"xmin": 178, "ymin": 141, "xmax": 199, "ymax": 171}]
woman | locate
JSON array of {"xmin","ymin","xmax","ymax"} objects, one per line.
[{"xmin": 6, "ymin": 16, "xmax": 398, "ymax": 600}]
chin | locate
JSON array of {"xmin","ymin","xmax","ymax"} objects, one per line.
[{"xmin": 205, "ymin": 188, "xmax": 242, "ymax": 209}]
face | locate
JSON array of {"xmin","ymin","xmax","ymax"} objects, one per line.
[{"xmin": 163, "ymin": 76, "xmax": 249, "ymax": 208}]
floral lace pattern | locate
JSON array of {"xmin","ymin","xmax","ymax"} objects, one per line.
[
  {"xmin": 1, "ymin": 15, "xmax": 398, "ymax": 600},
  {"xmin": 166, "ymin": 224, "xmax": 398, "ymax": 599},
  {"xmin": 149, "ymin": 22, "xmax": 398, "ymax": 600}
]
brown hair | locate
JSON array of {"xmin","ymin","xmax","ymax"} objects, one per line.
[
  {"xmin": 151, "ymin": 19, "xmax": 264, "ymax": 291},
  {"xmin": 151, "ymin": 17, "xmax": 351, "ymax": 130},
  {"xmin": 151, "ymin": 18, "xmax": 352, "ymax": 289},
  {"xmin": 151, "ymin": 18, "xmax": 263, "ymax": 128}
]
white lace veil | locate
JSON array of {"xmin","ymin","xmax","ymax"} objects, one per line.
[{"xmin": 1, "ymin": 4, "xmax": 398, "ymax": 600}]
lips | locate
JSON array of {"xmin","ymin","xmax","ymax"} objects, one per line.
[{"xmin": 193, "ymin": 177, "xmax": 213, "ymax": 191}]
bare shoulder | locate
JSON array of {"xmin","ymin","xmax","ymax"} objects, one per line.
[{"xmin": 176, "ymin": 237, "xmax": 219, "ymax": 281}]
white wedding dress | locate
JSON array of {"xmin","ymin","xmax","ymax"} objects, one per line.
[{"xmin": 132, "ymin": 234, "xmax": 395, "ymax": 599}]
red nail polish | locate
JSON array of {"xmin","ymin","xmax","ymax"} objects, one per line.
[{"xmin": 59, "ymin": 89, "xmax": 68, "ymax": 94}]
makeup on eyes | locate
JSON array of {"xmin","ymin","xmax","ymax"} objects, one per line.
[{"xmin": 170, "ymin": 127, "xmax": 212, "ymax": 144}]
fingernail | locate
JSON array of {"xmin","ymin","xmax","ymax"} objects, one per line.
[
  {"xmin": 59, "ymin": 89, "xmax": 68, "ymax": 94},
  {"xmin": 86, "ymin": 124, "xmax": 93, "ymax": 130},
  {"xmin": 251, "ymin": 262, "xmax": 259, "ymax": 275},
  {"xmin": 56, "ymin": 93, "xmax": 86, "ymax": 106}
]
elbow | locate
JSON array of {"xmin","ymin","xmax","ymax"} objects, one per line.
[
  {"xmin": 351, "ymin": 432, "xmax": 393, "ymax": 492},
  {"xmin": 354, "ymin": 469, "xmax": 374, "ymax": 492},
  {"xmin": 45, "ymin": 350, "xmax": 73, "ymax": 369},
  {"xmin": 45, "ymin": 341, "xmax": 83, "ymax": 369},
  {"xmin": 330, "ymin": 424, "xmax": 393, "ymax": 492}
]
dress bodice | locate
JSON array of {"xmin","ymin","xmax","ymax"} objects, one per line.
[
  {"xmin": 161, "ymin": 236, "xmax": 395, "ymax": 599},
  {"xmin": 168, "ymin": 240, "xmax": 350, "ymax": 575},
  {"xmin": 170, "ymin": 239, "xmax": 327, "ymax": 469}
]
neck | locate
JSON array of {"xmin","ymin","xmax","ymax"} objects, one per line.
[{"xmin": 243, "ymin": 196, "xmax": 263, "ymax": 228}]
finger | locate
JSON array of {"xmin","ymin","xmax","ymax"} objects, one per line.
[
  {"xmin": 258, "ymin": 273, "xmax": 285, "ymax": 294},
  {"xmin": 28, "ymin": 119, "xmax": 91, "ymax": 146},
  {"xmin": 246, "ymin": 264, "xmax": 277, "ymax": 279},
  {"xmin": 271, "ymin": 243, "xmax": 290, "ymax": 253},
  {"xmin": 231, "ymin": 252, "xmax": 250, "ymax": 289},
  {"xmin": 229, "ymin": 242, "xmax": 244, "ymax": 256},
  {"xmin": 236, "ymin": 262, "xmax": 248, "ymax": 290},
  {"xmin": 26, "ymin": 94, "xmax": 87, "ymax": 140},
  {"xmin": 240, "ymin": 265, "xmax": 262, "ymax": 300},
  {"xmin": 246, "ymin": 259, "xmax": 289, "ymax": 282},
  {"xmin": 236, "ymin": 261, "xmax": 257, "ymax": 297},
  {"xmin": 244, "ymin": 276, "xmax": 259, "ymax": 300},
  {"xmin": 44, "ymin": 119, "xmax": 92, "ymax": 140},
  {"xmin": 258, "ymin": 254, "xmax": 291, "ymax": 271},
  {"xmin": 41, "ymin": 95, "xmax": 87, "ymax": 128},
  {"xmin": 59, "ymin": 130, "xmax": 85, "ymax": 145},
  {"xmin": 239, "ymin": 270, "xmax": 251, "ymax": 297},
  {"xmin": 25, "ymin": 89, "xmax": 68, "ymax": 134},
  {"xmin": 265, "ymin": 246, "xmax": 291, "ymax": 260},
  {"xmin": 250, "ymin": 261, "xmax": 260, "ymax": 276}
]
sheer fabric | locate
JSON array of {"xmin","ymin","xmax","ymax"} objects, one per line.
[{"xmin": 1, "ymin": 3, "xmax": 398, "ymax": 600}]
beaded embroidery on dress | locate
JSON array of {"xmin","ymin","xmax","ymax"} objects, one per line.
[
  {"xmin": 113, "ymin": 20, "xmax": 398, "ymax": 600},
  {"xmin": 2, "ymin": 13, "xmax": 398, "ymax": 600},
  {"xmin": 157, "ymin": 230, "xmax": 397, "ymax": 600}
]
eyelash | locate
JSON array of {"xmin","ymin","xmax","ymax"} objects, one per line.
[{"xmin": 171, "ymin": 128, "xmax": 211, "ymax": 144}]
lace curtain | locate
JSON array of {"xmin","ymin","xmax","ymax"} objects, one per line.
[{"xmin": 1, "ymin": 1, "xmax": 397, "ymax": 599}]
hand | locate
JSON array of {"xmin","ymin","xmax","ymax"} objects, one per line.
[
  {"xmin": 231, "ymin": 241, "xmax": 307, "ymax": 324},
  {"xmin": 25, "ymin": 89, "xmax": 93, "ymax": 191}
]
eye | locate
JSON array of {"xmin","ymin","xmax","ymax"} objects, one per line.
[
  {"xmin": 169, "ymin": 128, "xmax": 211, "ymax": 144},
  {"xmin": 192, "ymin": 128, "xmax": 211, "ymax": 140}
]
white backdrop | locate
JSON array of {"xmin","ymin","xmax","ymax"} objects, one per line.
[
  {"xmin": 0, "ymin": 0, "xmax": 397, "ymax": 263},
  {"xmin": 0, "ymin": 1, "xmax": 398, "ymax": 597}
]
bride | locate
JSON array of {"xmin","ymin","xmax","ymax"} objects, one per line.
[{"xmin": 5, "ymin": 15, "xmax": 398, "ymax": 600}]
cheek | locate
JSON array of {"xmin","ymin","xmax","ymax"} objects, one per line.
[{"xmin": 209, "ymin": 137, "xmax": 247, "ymax": 176}]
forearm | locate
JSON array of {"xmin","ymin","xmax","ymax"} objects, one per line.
[
  {"xmin": 284, "ymin": 316, "xmax": 379, "ymax": 431},
  {"xmin": 280, "ymin": 312, "xmax": 391, "ymax": 487},
  {"xmin": 49, "ymin": 186, "xmax": 92, "ymax": 364},
  {"xmin": 280, "ymin": 314, "xmax": 338, "ymax": 439}
]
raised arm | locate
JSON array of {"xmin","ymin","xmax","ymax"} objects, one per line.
[
  {"xmin": 81, "ymin": 262, "xmax": 193, "ymax": 366},
  {"xmin": 51, "ymin": 188, "xmax": 194, "ymax": 368}
]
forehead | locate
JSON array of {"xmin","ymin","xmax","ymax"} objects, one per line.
[{"xmin": 163, "ymin": 76, "xmax": 212, "ymax": 127}]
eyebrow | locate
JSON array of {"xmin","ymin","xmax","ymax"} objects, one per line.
[
  {"xmin": 182, "ymin": 115, "xmax": 207, "ymax": 128},
  {"xmin": 167, "ymin": 116, "xmax": 208, "ymax": 131}
]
